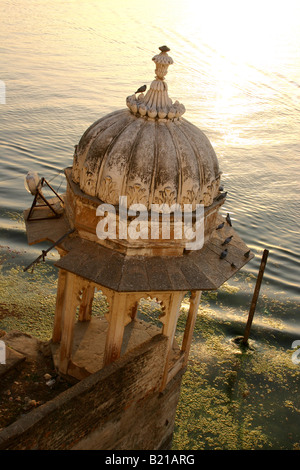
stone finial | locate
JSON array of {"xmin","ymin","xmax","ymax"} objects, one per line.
[
  {"xmin": 126, "ymin": 46, "xmax": 185, "ymax": 120},
  {"xmin": 152, "ymin": 45, "xmax": 174, "ymax": 80}
]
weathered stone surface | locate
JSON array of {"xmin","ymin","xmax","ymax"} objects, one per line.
[
  {"xmin": 2, "ymin": 331, "xmax": 43, "ymax": 361},
  {"xmin": 72, "ymin": 111, "xmax": 221, "ymax": 210},
  {"xmin": 51, "ymin": 317, "xmax": 161, "ymax": 378},
  {"xmin": 0, "ymin": 334, "xmax": 183, "ymax": 450},
  {"xmin": 23, "ymin": 206, "xmax": 71, "ymax": 246},
  {"xmin": 0, "ymin": 345, "xmax": 25, "ymax": 378},
  {"xmin": 54, "ymin": 219, "xmax": 253, "ymax": 292},
  {"xmin": 72, "ymin": 48, "xmax": 221, "ymax": 211}
]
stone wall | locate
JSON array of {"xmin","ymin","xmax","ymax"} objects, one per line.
[{"xmin": 0, "ymin": 334, "xmax": 184, "ymax": 450}]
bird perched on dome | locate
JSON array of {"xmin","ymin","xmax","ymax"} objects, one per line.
[{"xmin": 135, "ymin": 85, "xmax": 147, "ymax": 94}]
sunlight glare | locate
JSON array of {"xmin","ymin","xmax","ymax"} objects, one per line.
[{"xmin": 183, "ymin": 0, "xmax": 300, "ymax": 67}]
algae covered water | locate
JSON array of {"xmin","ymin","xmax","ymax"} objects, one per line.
[{"xmin": 0, "ymin": 0, "xmax": 299, "ymax": 450}]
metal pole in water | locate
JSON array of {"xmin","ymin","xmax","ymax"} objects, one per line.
[{"xmin": 242, "ymin": 249, "xmax": 269, "ymax": 345}]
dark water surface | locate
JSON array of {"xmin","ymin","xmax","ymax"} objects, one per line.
[{"xmin": 0, "ymin": 0, "xmax": 299, "ymax": 449}]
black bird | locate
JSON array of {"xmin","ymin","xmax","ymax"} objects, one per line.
[
  {"xmin": 135, "ymin": 84, "xmax": 147, "ymax": 94},
  {"xmin": 222, "ymin": 235, "xmax": 233, "ymax": 246},
  {"xmin": 226, "ymin": 213, "xmax": 232, "ymax": 226},
  {"xmin": 216, "ymin": 191, "xmax": 228, "ymax": 201},
  {"xmin": 216, "ymin": 222, "xmax": 225, "ymax": 230},
  {"xmin": 244, "ymin": 250, "xmax": 250, "ymax": 258},
  {"xmin": 231, "ymin": 262, "xmax": 237, "ymax": 268},
  {"xmin": 220, "ymin": 249, "xmax": 228, "ymax": 259},
  {"xmin": 219, "ymin": 185, "xmax": 224, "ymax": 192}
]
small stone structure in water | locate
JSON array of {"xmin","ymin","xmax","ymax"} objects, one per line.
[{"xmin": 0, "ymin": 46, "xmax": 253, "ymax": 450}]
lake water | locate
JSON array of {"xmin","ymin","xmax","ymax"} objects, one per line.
[{"xmin": 0, "ymin": 0, "xmax": 299, "ymax": 450}]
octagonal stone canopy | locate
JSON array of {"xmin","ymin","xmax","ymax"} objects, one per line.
[
  {"xmin": 23, "ymin": 199, "xmax": 253, "ymax": 293},
  {"xmin": 21, "ymin": 202, "xmax": 253, "ymax": 293},
  {"xmin": 54, "ymin": 223, "xmax": 252, "ymax": 292}
]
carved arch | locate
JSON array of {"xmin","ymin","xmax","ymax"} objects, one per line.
[{"xmin": 132, "ymin": 292, "xmax": 172, "ymax": 330}]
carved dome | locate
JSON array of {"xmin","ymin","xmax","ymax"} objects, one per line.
[{"xmin": 72, "ymin": 46, "xmax": 221, "ymax": 210}]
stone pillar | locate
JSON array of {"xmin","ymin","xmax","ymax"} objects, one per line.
[
  {"xmin": 52, "ymin": 269, "xmax": 67, "ymax": 343},
  {"xmin": 130, "ymin": 300, "xmax": 138, "ymax": 321},
  {"xmin": 160, "ymin": 291, "xmax": 186, "ymax": 390},
  {"xmin": 103, "ymin": 292, "xmax": 129, "ymax": 367},
  {"xmin": 78, "ymin": 283, "xmax": 94, "ymax": 322},
  {"xmin": 181, "ymin": 290, "xmax": 201, "ymax": 366},
  {"xmin": 58, "ymin": 272, "xmax": 81, "ymax": 375}
]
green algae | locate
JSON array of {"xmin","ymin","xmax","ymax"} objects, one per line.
[
  {"xmin": 92, "ymin": 290, "xmax": 110, "ymax": 317},
  {"xmin": 172, "ymin": 299, "xmax": 300, "ymax": 450},
  {"xmin": 137, "ymin": 297, "xmax": 164, "ymax": 328},
  {"xmin": 0, "ymin": 259, "xmax": 57, "ymax": 340}
]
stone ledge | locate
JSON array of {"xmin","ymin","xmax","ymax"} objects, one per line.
[
  {"xmin": 0, "ymin": 334, "xmax": 169, "ymax": 450},
  {"xmin": 0, "ymin": 345, "xmax": 26, "ymax": 378}
]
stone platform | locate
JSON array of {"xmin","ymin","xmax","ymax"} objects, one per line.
[{"xmin": 51, "ymin": 317, "xmax": 180, "ymax": 380}]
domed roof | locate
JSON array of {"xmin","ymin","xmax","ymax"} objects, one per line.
[{"xmin": 72, "ymin": 46, "xmax": 221, "ymax": 210}]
